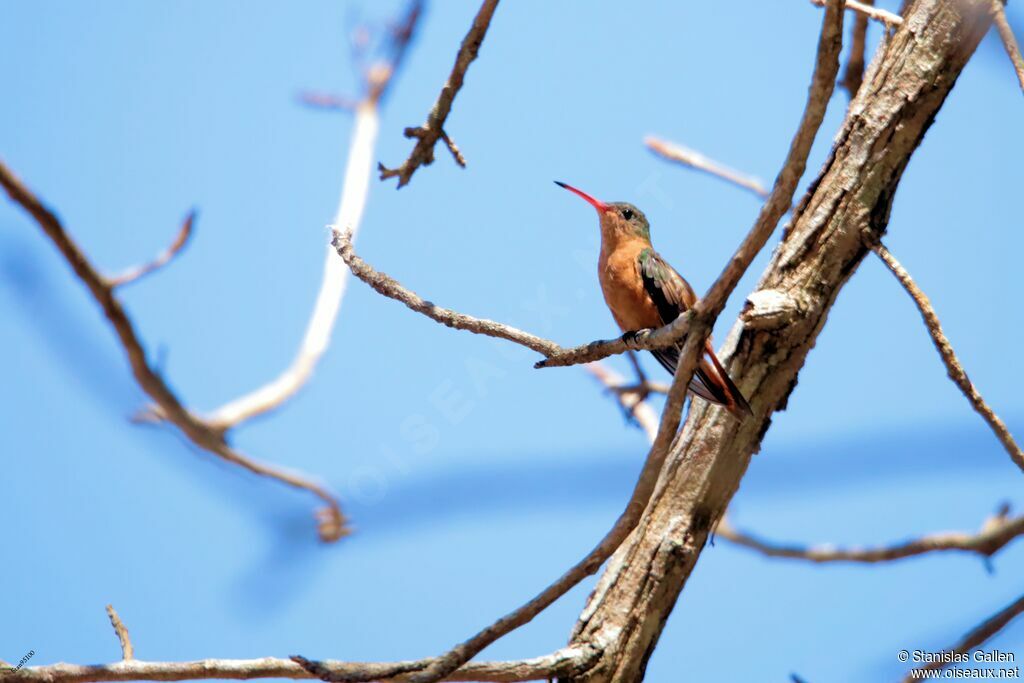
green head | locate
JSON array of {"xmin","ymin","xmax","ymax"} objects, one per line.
[{"xmin": 554, "ymin": 181, "xmax": 651, "ymax": 241}]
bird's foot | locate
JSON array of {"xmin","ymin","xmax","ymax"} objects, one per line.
[{"xmin": 621, "ymin": 328, "xmax": 653, "ymax": 350}]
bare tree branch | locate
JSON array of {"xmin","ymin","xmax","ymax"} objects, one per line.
[
  {"xmin": 902, "ymin": 593, "xmax": 1024, "ymax": 681},
  {"xmin": 295, "ymin": 222, "xmax": 712, "ymax": 683},
  {"xmin": 645, "ymin": 136, "xmax": 769, "ymax": 198},
  {"xmin": 7, "ymin": 0, "xmax": 1007, "ymax": 681},
  {"xmin": 10, "ymin": 647, "xmax": 597, "ymax": 683},
  {"xmin": 331, "ymin": 227, "xmax": 700, "ymax": 367},
  {"xmin": 601, "ymin": 359, "xmax": 1024, "ymax": 572},
  {"xmin": 696, "ymin": 0, "xmax": 843, "ymax": 323},
  {"xmin": 379, "ymin": 0, "xmax": 500, "ymax": 187},
  {"xmin": 366, "ymin": 5, "xmax": 847, "ymax": 682},
  {"xmin": 0, "ymin": 160, "xmax": 348, "ymax": 542},
  {"xmin": 840, "ymin": 0, "xmax": 873, "ymax": 97},
  {"xmin": 810, "ymin": 0, "xmax": 903, "ymax": 26},
  {"xmin": 104, "ymin": 605, "xmax": 134, "ymax": 661},
  {"xmin": 202, "ymin": 1, "xmax": 423, "ymax": 432},
  {"xmin": 108, "ymin": 211, "xmax": 195, "ymax": 288},
  {"xmin": 866, "ymin": 236, "xmax": 1024, "ymax": 474},
  {"xmin": 991, "ymin": 0, "xmax": 1024, "ymax": 96},
  {"xmin": 716, "ymin": 508, "xmax": 1024, "ymax": 564},
  {"xmin": 565, "ymin": 2, "xmax": 994, "ymax": 680}
]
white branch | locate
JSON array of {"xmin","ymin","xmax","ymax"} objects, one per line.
[{"xmin": 205, "ymin": 103, "xmax": 379, "ymax": 430}]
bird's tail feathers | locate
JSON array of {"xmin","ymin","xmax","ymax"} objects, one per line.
[{"xmin": 704, "ymin": 342, "xmax": 753, "ymax": 420}]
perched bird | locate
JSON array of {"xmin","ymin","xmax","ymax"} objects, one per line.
[{"xmin": 555, "ymin": 181, "xmax": 752, "ymax": 419}]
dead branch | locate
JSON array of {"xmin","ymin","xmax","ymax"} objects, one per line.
[
  {"xmin": 379, "ymin": 0, "xmax": 500, "ymax": 187},
  {"xmin": 6, "ymin": 0, "xmax": 1006, "ymax": 680},
  {"xmin": 104, "ymin": 605, "xmax": 134, "ymax": 661},
  {"xmin": 201, "ymin": 1, "xmax": 423, "ymax": 432},
  {"xmin": 9, "ymin": 646, "xmax": 597, "ymax": 683},
  {"xmin": 991, "ymin": 0, "xmax": 1024, "ymax": 96},
  {"xmin": 589, "ymin": 366, "xmax": 1020, "ymax": 569},
  {"xmin": 810, "ymin": 0, "xmax": 903, "ymax": 26},
  {"xmin": 108, "ymin": 211, "xmax": 194, "ymax": 288},
  {"xmin": 565, "ymin": 2, "xmax": 993, "ymax": 681},
  {"xmin": 866, "ymin": 237, "xmax": 1024, "ymax": 474},
  {"xmin": 0, "ymin": 160, "xmax": 348, "ymax": 542},
  {"xmin": 716, "ymin": 508, "xmax": 1024, "ymax": 564},
  {"xmin": 840, "ymin": 0, "xmax": 873, "ymax": 97},
  {"xmin": 902, "ymin": 593, "xmax": 1024, "ymax": 681},
  {"xmin": 379, "ymin": 5, "xmax": 846, "ymax": 682},
  {"xmin": 645, "ymin": 136, "xmax": 769, "ymax": 198},
  {"xmin": 331, "ymin": 227, "xmax": 701, "ymax": 366}
]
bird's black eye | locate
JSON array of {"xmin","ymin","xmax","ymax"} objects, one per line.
[{"xmin": 621, "ymin": 208, "xmax": 634, "ymax": 220}]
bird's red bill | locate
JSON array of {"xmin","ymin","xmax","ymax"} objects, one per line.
[{"xmin": 554, "ymin": 181, "xmax": 610, "ymax": 212}]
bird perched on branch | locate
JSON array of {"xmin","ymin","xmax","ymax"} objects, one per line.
[{"xmin": 555, "ymin": 181, "xmax": 752, "ymax": 419}]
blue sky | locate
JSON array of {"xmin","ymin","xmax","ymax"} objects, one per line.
[{"xmin": 1, "ymin": 1, "xmax": 1022, "ymax": 681}]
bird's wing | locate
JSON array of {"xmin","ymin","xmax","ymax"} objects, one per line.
[
  {"xmin": 637, "ymin": 248, "xmax": 697, "ymax": 323},
  {"xmin": 637, "ymin": 248, "xmax": 734, "ymax": 407}
]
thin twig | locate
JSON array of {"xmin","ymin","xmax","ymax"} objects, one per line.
[
  {"xmin": 331, "ymin": 227, "xmax": 698, "ymax": 367},
  {"xmin": 201, "ymin": 1, "xmax": 423, "ymax": 432},
  {"xmin": 991, "ymin": 0, "xmax": 1024, "ymax": 96},
  {"xmin": 8, "ymin": 646, "xmax": 597, "ymax": 683},
  {"xmin": 867, "ymin": 236, "xmax": 1024, "ymax": 474},
  {"xmin": 105, "ymin": 605, "xmax": 134, "ymax": 661},
  {"xmin": 840, "ymin": 0, "xmax": 873, "ymax": 97},
  {"xmin": 108, "ymin": 211, "xmax": 195, "ymax": 288},
  {"xmin": 0, "ymin": 160, "xmax": 348, "ymax": 542},
  {"xmin": 902, "ymin": 593, "xmax": 1024, "ymax": 681},
  {"xmin": 809, "ymin": 0, "xmax": 903, "ymax": 26},
  {"xmin": 716, "ymin": 508, "xmax": 1024, "ymax": 564},
  {"xmin": 379, "ymin": 0, "xmax": 500, "ymax": 187},
  {"xmin": 698, "ymin": 0, "xmax": 843, "ymax": 322},
  {"xmin": 439, "ymin": 130, "xmax": 467, "ymax": 167},
  {"xmin": 645, "ymin": 136, "xmax": 769, "ymax": 198},
  {"xmin": 381, "ymin": 4, "xmax": 845, "ymax": 681}
]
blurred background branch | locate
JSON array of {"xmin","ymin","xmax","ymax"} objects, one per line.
[
  {"xmin": 0, "ymin": 160, "xmax": 348, "ymax": 542},
  {"xmin": 901, "ymin": 594, "xmax": 1024, "ymax": 682},
  {"xmin": 199, "ymin": 0, "xmax": 424, "ymax": 432}
]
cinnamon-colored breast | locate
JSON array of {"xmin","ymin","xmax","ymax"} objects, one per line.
[{"xmin": 598, "ymin": 238, "xmax": 665, "ymax": 333}]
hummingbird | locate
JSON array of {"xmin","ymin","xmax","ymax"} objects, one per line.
[{"xmin": 555, "ymin": 181, "xmax": 752, "ymax": 420}]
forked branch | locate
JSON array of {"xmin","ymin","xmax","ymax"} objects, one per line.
[
  {"xmin": 330, "ymin": 227, "xmax": 696, "ymax": 367},
  {"xmin": 335, "ymin": 4, "xmax": 847, "ymax": 681},
  {"xmin": 0, "ymin": 161, "xmax": 347, "ymax": 542},
  {"xmin": 379, "ymin": 0, "xmax": 500, "ymax": 187},
  {"xmin": 107, "ymin": 211, "xmax": 195, "ymax": 288}
]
